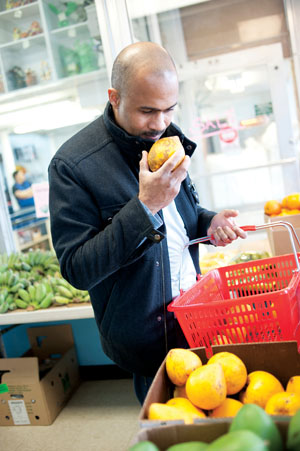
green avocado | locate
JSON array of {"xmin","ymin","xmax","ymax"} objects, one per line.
[
  {"xmin": 128, "ymin": 440, "xmax": 159, "ymax": 451},
  {"xmin": 167, "ymin": 441, "xmax": 208, "ymax": 451},
  {"xmin": 287, "ymin": 408, "xmax": 300, "ymax": 450},
  {"xmin": 206, "ymin": 430, "xmax": 268, "ymax": 451},
  {"xmin": 229, "ymin": 403, "xmax": 283, "ymax": 451}
]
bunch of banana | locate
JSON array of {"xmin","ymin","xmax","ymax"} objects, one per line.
[
  {"xmin": 15, "ymin": 280, "xmax": 54, "ymax": 310},
  {"xmin": 21, "ymin": 250, "xmax": 60, "ymax": 276},
  {"xmin": 50, "ymin": 277, "xmax": 90, "ymax": 305},
  {"xmin": 0, "ymin": 291, "xmax": 16, "ymax": 313}
]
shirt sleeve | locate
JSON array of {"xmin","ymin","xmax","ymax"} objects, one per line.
[
  {"xmin": 137, "ymin": 200, "xmax": 163, "ymax": 247},
  {"xmin": 139, "ymin": 200, "xmax": 163, "ymax": 229}
]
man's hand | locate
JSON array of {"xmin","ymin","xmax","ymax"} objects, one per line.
[
  {"xmin": 207, "ymin": 209, "xmax": 247, "ymax": 247},
  {"xmin": 138, "ymin": 150, "xmax": 190, "ymax": 214}
]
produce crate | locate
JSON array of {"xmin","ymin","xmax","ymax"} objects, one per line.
[
  {"xmin": 264, "ymin": 213, "xmax": 300, "ymax": 256},
  {"xmin": 131, "ymin": 421, "xmax": 289, "ymax": 450},
  {"xmin": 139, "ymin": 341, "xmax": 300, "ymax": 428},
  {"xmin": 0, "ymin": 324, "xmax": 80, "ymax": 426}
]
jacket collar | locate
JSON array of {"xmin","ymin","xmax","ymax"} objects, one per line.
[{"xmin": 103, "ymin": 102, "xmax": 197, "ymax": 158}]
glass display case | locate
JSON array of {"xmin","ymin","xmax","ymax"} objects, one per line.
[{"xmin": 0, "ymin": 0, "xmax": 104, "ymax": 94}]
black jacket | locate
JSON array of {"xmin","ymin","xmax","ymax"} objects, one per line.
[{"xmin": 48, "ymin": 103, "xmax": 216, "ymax": 376}]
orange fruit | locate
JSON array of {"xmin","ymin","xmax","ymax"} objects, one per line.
[
  {"xmin": 209, "ymin": 397, "xmax": 243, "ymax": 418},
  {"xmin": 282, "ymin": 193, "xmax": 300, "ymax": 210},
  {"xmin": 166, "ymin": 348, "xmax": 202, "ymax": 387},
  {"xmin": 148, "ymin": 402, "xmax": 190, "ymax": 423},
  {"xmin": 207, "ymin": 352, "xmax": 247, "ymax": 395},
  {"xmin": 239, "ymin": 370, "xmax": 284, "ymax": 409},
  {"xmin": 264, "ymin": 200, "xmax": 281, "ymax": 216},
  {"xmin": 166, "ymin": 397, "xmax": 206, "ymax": 421},
  {"xmin": 173, "ymin": 385, "xmax": 188, "ymax": 399},
  {"xmin": 186, "ymin": 363, "xmax": 227, "ymax": 410},
  {"xmin": 265, "ymin": 392, "xmax": 300, "ymax": 416},
  {"xmin": 286, "ymin": 375, "xmax": 300, "ymax": 395},
  {"xmin": 148, "ymin": 136, "xmax": 185, "ymax": 172}
]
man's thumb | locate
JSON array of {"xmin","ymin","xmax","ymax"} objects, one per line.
[
  {"xmin": 139, "ymin": 151, "xmax": 149, "ymax": 169},
  {"xmin": 224, "ymin": 209, "xmax": 239, "ymax": 217}
]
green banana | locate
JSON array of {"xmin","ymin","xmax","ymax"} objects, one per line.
[
  {"xmin": 0, "ymin": 302, "xmax": 9, "ymax": 314},
  {"xmin": 28, "ymin": 285, "xmax": 36, "ymax": 302},
  {"xmin": 21, "ymin": 262, "xmax": 31, "ymax": 272},
  {"xmin": 56, "ymin": 285, "xmax": 73, "ymax": 299},
  {"xmin": 8, "ymin": 302, "xmax": 16, "ymax": 311},
  {"xmin": 35, "ymin": 283, "xmax": 47, "ymax": 303},
  {"xmin": 15, "ymin": 298, "xmax": 28, "ymax": 309},
  {"xmin": 18, "ymin": 288, "xmax": 30, "ymax": 303},
  {"xmin": 39, "ymin": 293, "xmax": 54, "ymax": 309},
  {"xmin": 54, "ymin": 295, "xmax": 70, "ymax": 305},
  {"xmin": 56, "ymin": 277, "xmax": 72, "ymax": 288},
  {"xmin": 10, "ymin": 282, "xmax": 25, "ymax": 293},
  {"xmin": 0, "ymin": 264, "xmax": 8, "ymax": 273}
]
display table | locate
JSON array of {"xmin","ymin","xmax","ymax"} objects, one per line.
[{"xmin": 0, "ymin": 304, "xmax": 94, "ymax": 326}]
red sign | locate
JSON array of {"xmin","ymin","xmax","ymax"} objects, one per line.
[{"xmin": 219, "ymin": 127, "xmax": 238, "ymax": 143}]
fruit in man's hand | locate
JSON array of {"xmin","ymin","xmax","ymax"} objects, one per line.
[{"xmin": 148, "ymin": 136, "xmax": 185, "ymax": 171}]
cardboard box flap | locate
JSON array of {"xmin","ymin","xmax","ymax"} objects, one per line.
[
  {"xmin": 27, "ymin": 324, "xmax": 74, "ymax": 360},
  {"xmin": 0, "ymin": 357, "xmax": 39, "ymax": 382}
]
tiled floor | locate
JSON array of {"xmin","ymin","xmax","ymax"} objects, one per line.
[{"xmin": 1, "ymin": 379, "xmax": 141, "ymax": 451}]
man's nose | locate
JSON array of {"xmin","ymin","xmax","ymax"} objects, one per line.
[{"xmin": 149, "ymin": 112, "xmax": 166, "ymax": 130}]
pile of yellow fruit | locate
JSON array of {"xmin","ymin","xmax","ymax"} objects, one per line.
[
  {"xmin": 264, "ymin": 193, "xmax": 300, "ymax": 217},
  {"xmin": 148, "ymin": 348, "xmax": 300, "ymax": 423}
]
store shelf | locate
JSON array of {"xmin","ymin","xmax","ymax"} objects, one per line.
[
  {"xmin": 0, "ymin": 0, "xmax": 102, "ymax": 95},
  {"xmin": 0, "ymin": 304, "xmax": 94, "ymax": 325}
]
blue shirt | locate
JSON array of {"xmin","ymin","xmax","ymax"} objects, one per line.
[{"xmin": 12, "ymin": 180, "xmax": 34, "ymax": 208}]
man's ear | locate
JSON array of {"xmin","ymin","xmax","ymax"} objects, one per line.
[{"xmin": 108, "ymin": 88, "xmax": 120, "ymax": 108}]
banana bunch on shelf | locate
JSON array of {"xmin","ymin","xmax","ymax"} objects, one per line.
[
  {"xmin": 50, "ymin": 276, "xmax": 90, "ymax": 305},
  {"xmin": 0, "ymin": 249, "xmax": 60, "ymax": 280},
  {"xmin": 0, "ymin": 250, "xmax": 90, "ymax": 314}
]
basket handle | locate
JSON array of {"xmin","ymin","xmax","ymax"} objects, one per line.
[{"xmin": 179, "ymin": 221, "xmax": 300, "ymax": 294}]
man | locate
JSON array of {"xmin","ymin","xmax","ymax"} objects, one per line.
[
  {"xmin": 12, "ymin": 168, "xmax": 34, "ymax": 209},
  {"xmin": 48, "ymin": 42, "xmax": 246, "ymax": 404}
]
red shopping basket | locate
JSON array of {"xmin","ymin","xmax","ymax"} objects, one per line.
[{"xmin": 168, "ymin": 221, "xmax": 300, "ymax": 356}]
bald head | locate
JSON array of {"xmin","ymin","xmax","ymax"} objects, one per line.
[
  {"xmin": 108, "ymin": 42, "xmax": 178, "ymax": 140},
  {"xmin": 111, "ymin": 42, "xmax": 177, "ymax": 95}
]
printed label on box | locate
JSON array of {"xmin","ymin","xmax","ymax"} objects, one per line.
[{"xmin": 8, "ymin": 400, "xmax": 30, "ymax": 425}]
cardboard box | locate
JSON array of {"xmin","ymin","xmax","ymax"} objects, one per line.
[
  {"xmin": 264, "ymin": 213, "xmax": 300, "ymax": 256},
  {"xmin": 139, "ymin": 341, "xmax": 300, "ymax": 428},
  {"xmin": 131, "ymin": 421, "xmax": 289, "ymax": 450},
  {"xmin": 0, "ymin": 324, "xmax": 80, "ymax": 426}
]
